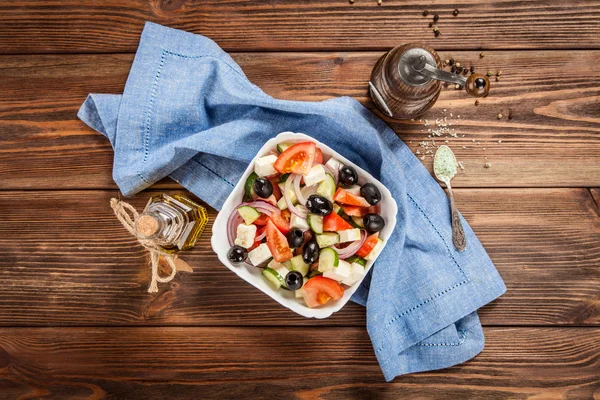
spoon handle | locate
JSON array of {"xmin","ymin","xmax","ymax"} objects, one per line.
[{"xmin": 445, "ymin": 181, "xmax": 467, "ymax": 252}]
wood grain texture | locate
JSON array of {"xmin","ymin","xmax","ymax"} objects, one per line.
[
  {"xmin": 0, "ymin": 327, "xmax": 598, "ymax": 399},
  {"xmin": 1, "ymin": 51, "xmax": 599, "ymax": 189},
  {"xmin": 1, "ymin": 0, "xmax": 600, "ymax": 54},
  {"xmin": 590, "ymin": 188, "xmax": 600, "ymax": 210},
  {"xmin": 0, "ymin": 189, "xmax": 598, "ymax": 327}
]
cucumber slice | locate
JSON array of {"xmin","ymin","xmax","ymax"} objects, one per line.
[
  {"xmin": 307, "ymin": 270, "xmax": 322, "ymax": 279},
  {"xmin": 307, "ymin": 214, "xmax": 324, "ymax": 234},
  {"xmin": 279, "ymin": 173, "xmax": 290, "ymax": 183},
  {"xmin": 277, "ymin": 196, "xmax": 288, "ymax": 210},
  {"xmin": 243, "ymin": 172, "xmax": 259, "ymax": 201},
  {"xmin": 237, "ymin": 206, "xmax": 261, "ymax": 225},
  {"xmin": 365, "ymin": 238, "xmax": 385, "ymax": 261},
  {"xmin": 351, "ymin": 216, "xmax": 365, "ymax": 228},
  {"xmin": 289, "ymin": 255, "xmax": 310, "ymax": 276},
  {"xmin": 318, "ymin": 247, "xmax": 340, "ymax": 272},
  {"xmin": 277, "ymin": 182, "xmax": 297, "ymax": 206},
  {"xmin": 262, "ymin": 267, "xmax": 285, "ymax": 289},
  {"xmin": 315, "ymin": 232, "xmax": 340, "ymax": 248},
  {"xmin": 316, "ymin": 174, "xmax": 336, "ymax": 201},
  {"xmin": 332, "ymin": 203, "xmax": 342, "ymax": 214},
  {"xmin": 345, "ymin": 255, "xmax": 367, "ymax": 267},
  {"xmin": 277, "ymin": 143, "xmax": 293, "ymax": 153}
]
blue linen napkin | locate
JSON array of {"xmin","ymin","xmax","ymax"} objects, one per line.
[{"xmin": 78, "ymin": 22, "xmax": 506, "ymax": 381}]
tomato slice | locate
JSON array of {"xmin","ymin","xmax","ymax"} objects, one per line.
[
  {"xmin": 323, "ymin": 211, "xmax": 353, "ymax": 232},
  {"xmin": 273, "ymin": 142, "xmax": 316, "ymax": 175},
  {"xmin": 270, "ymin": 210, "xmax": 291, "ymax": 234},
  {"xmin": 269, "ymin": 177, "xmax": 282, "ymax": 200},
  {"xmin": 253, "ymin": 214, "xmax": 270, "ymax": 226},
  {"xmin": 356, "ymin": 232, "xmax": 379, "ymax": 258},
  {"xmin": 301, "ymin": 276, "xmax": 344, "ymax": 308},
  {"xmin": 314, "ymin": 148, "xmax": 324, "ymax": 164},
  {"xmin": 333, "ymin": 188, "xmax": 371, "ymax": 207},
  {"xmin": 266, "ymin": 220, "xmax": 293, "ymax": 262},
  {"xmin": 341, "ymin": 205, "xmax": 369, "ymax": 217}
]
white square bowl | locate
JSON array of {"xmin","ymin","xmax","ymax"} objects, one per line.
[{"xmin": 211, "ymin": 132, "xmax": 397, "ymax": 318}]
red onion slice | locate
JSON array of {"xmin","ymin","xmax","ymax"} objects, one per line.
[
  {"xmin": 293, "ymin": 173, "xmax": 307, "ymax": 205},
  {"xmin": 255, "ymin": 229, "xmax": 266, "ymax": 241},
  {"xmin": 227, "ymin": 212, "xmax": 244, "ymax": 247},
  {"xmin": 332, "ymin": 230, "xmax": 367, "ymax": 259},
  {"xmin": 284, "ymin": 175, "xmax": 308, "ymax": 218},
  {"xmin": 238, "ymin": 200, "xmax": 279, "ymax": 216}
]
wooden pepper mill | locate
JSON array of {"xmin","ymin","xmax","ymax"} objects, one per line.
[{"xmin": 369, "ymin": 44, "xmax": 490, "ymax": 120}]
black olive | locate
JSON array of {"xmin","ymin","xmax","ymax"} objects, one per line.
[
  {"xmin": 305, "ymin": 195, "xmax": 333, "ymax": 216},
  {"xmin": 227, "ymin": 245, "xmax": 247, "ymax": 263},
  {"xmin": 285, "ymin": 271, "xmax": 304, "ymax": 290},
  {"xmin": 338, "ymin": 165, "xmax": 358, "ymax": 186},
  {"xmin": 253, "ymin": 177, "xmax": 273, "ymax": 198},
  {"xmin": 287, "ymin": 229, "xmax": 304, "ymax": 248},
  {"xmin": 302, "ymin": 238, "xmax": 320, "ymax": 265},
  {"xmin": 360, "ymin": 183, "xmax": 382, "ymax": 206},
  {"xmin": 363, "ymin": 214, "xmax": 385, "ymax": 233}
]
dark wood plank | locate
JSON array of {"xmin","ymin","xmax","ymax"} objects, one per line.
[
  {"xmin": 1, "ymin": 0, "xmax": 599, "ymax": 53},
  {"xmin": 1, "ymin": 51, "xmax": 600, "ymax": 189},
  {"xmin": 0, "ymin": 189, "xmax": 598, "ymax": 327},
  {"xmin": 590, "ymin": 188, "xmax": 600, "ymax": 211},
  {"xmin": 0, "ymin": 327, "xmax": 598, "ymax": 399}
]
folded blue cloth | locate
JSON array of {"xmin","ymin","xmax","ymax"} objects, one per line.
[{"xmin": 78, "ymin": 22, "xmax": 506, "ymax": 381}]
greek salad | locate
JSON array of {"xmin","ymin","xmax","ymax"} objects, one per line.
[{"xmin": 226, "ymin": 141, "xmax": 387, "ymax": 308}]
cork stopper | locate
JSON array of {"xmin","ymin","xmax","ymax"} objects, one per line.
[{"xmin": 136, "ymin": 213, "xmax": 160, "ymax": 238}]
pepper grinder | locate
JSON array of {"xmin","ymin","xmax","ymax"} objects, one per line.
[{"xmin": 369, "ymin": 43, "xmax": 490, "ymax": 120}]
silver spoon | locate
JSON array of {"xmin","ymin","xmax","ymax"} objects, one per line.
[{"xmin": 434, "ymin": 145, "xmax": 466, "ymax": 252}]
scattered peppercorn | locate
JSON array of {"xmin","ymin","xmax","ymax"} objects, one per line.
[
  {"xmin": 463, "ymin": 69, "xmax": 469, "ymax": 75},
  {"xmin": 475, "ymin": 100, "xmax": 480, "ymax": 106},
  {"xmin": 479, "ymin": 52, "xmax": 485, "ymax": 58},
  {"xmin": 497, "ymin": 113, "xmax": 503, "ymax": 119},
  {"xmin": 451, "ymin": 66, "xmax": 456, "ymax": 73},
  {"xmin": 487, "ymin": 71, "xmax": 493, "ymax": 77},
  {"xmin": 455, "ymin": 84, "xmax": 461, "ymax": 89},
  {"xmin": 453, "ymin": 8, "xmax": 459, "ymax": 16},
  {"xmin": 378, "ymin": 0, "xmax": 382, "ymax": 5},
  {"xmin": 484, "ymin": 162, "xmax": 491, "ymax": 168},
  {"xmin": 455, "ymin": 62, "xmax": 461, "ymax": 68},
  {"xmin": 445, "ymin": 59, "xmax": 450, "ymax": 64},
  {"xmin": 349, "ymin": 0, "xmax": 354, "ymax": 3},
  {"xmin": 508, "ymin": 110, "xmax": 513, "ymax": 120},
  {"xmin": 433, "ymin": 14, "xmax": 439, "ymax": 22},
  {"xmin": 470, "ymin": 66, "xmax": 475, "ymax": 73},
  {"xmin": 497, "ymin": 71, "xmax": 502, "ymax": 76},
  {"xmin": 423, "ymin": 10, "xmax": 429, "ymax": 16},
  {"xmin": 449, "ymin": 58, "xmax": 455, "ymax": 66},
  {"xmin": 456, "ymin": 66, "xmax": 463, "ymax": 73},
  {"xmin": 495, "ymin": 76, "xmax": 500, "ymax": 81},
  {"xmin": 433, "ymin": 26, "xmax": 440, "ymax": 36}
]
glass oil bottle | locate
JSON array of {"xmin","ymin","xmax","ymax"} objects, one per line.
[{"xmin": 134, "ymin": 193, "xmax": 208, "ymax": 253}]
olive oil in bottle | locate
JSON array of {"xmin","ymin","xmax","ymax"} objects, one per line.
[{"xmin": 135, "ymin": 193, "xmax": 208, "ymax": 253}]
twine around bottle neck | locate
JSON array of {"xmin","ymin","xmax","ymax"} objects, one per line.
[{"xmin": 110, "ymin": 198, "xmax": 178, "ymax": 293}]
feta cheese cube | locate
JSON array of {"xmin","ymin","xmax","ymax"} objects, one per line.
[
  {"xmin": 248, "ymin": 243, "xmax": 272, "ymax": 266},
  {"xmin": 338, "ymin": 228, "xmax": 361, "ymax": 243},
  {"xmin": 290, "ymin": 214, "xmax": 309, "ymax": 230},
  {"xmin": 325, "ymin": 158, "xmax": 344, "ymax": 173},
  {"xmin": 342, "ymin": 263, "xmax": 366, "ymax": 286},
  {"xmin": 323, "ymin": 260, "xmax": 351, "ymax": 282},
  {"xmin": 304, "ymin": 164, "xmax": 327, "ymax": 187},
  {"xmin": 254, "ymin": 154, "xmax": 278, "ymax": 177},
  {"xmin": 365, "ymin": 239, "xmax": 384, "ymax": 261},
  {"xmin": 234, "ymin": 223, "xmax": 257, "ymax": 248}
]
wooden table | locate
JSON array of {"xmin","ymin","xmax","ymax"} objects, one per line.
[{"xmin": 1, "ymin": 1, "xmax": 599, "ymax": 398}]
